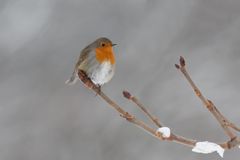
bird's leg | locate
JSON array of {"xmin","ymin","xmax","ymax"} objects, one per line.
[
  {"xmin": 93, "ymin": 85, "xmax": 101, "ymax": 96},
  {"xmin": 96, "ymin": 85, "xmax": 101, "ymax": 94}
]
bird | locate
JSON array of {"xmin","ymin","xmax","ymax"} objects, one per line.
[{"xmin": 66, "ymin": 37, "xmax": 116, "ymax": 88}]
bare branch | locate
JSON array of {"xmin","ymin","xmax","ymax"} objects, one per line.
[
  {"xmin": 123, "ymin": 90, "xmax": 162, "ymax": 128},
  {"xmin": 175, "ymin": 56, "xmax": 240, "ymax": 139},
  {"xmin": 228, "ymin": 122, "xmax": 240, "ymax": 132},
  {"xmin": 122, "ymin": 90, "xmax": 199, "ymax": 147},
  {"xmin": 78, "ymin": 70, "xmax": 197, "ymax": 147},
  {"xmin": 77, "ymin": 70, "xmax": 158, "ymax": 136}
]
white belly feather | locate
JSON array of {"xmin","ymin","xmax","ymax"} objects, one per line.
[{"xmin": 89, "ymin": 61, "xmax": 114, "ymax": 85}]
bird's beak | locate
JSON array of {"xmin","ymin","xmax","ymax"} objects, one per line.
[{"xmin": 112, "ymin": 43, "xmax": 117, "ymax": 46}]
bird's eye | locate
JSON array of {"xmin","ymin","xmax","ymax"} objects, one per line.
[{"xmin": 101, "ymin": 43, "xmax": 106, "ymax": 47}]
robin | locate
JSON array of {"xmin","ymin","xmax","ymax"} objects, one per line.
[{"xmin": 66, "ymin": 37, "xmax": 116, "ymax": 88}]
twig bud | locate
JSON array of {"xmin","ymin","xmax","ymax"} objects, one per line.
[
  {"xmin": 123, "ymin": 91, "xmax": 132, "ymax": 99},
  {"xmin": 175, "ymin": 64, "xmax": 180, "ymax": 69},
  {"xmin": 180, "ymin": 56, "xmax": 185, "ymax": 67}
]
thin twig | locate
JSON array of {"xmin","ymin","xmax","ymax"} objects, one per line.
[
  {"xmin": 123, "ymin": 91, "xmax": 162, "ymax": 128},
  {"xmin": 228, "ymin": 122, "xmax": 240, "ymax": 132},
  {"xmin": 175, "ymin": 56, "xmax": 240, "ymax": 139}
]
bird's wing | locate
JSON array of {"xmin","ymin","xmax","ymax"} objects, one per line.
[
  {"xmin": 65, "ymin": 45, "xmax": 92, "ymax": 85},
  {"xmin": 76, "ymin": 48, "xmax": 90, "ymax": 68}
]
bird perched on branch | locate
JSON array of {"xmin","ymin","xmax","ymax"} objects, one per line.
[{"xmin": 66, "ymin": 37, "xmax": 116, "ymax": 88}]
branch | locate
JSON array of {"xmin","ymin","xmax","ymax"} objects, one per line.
[
  {"xmin": 175, "ymin": 56, "xmax": 240, "ymax": 140},
  {"xmin": 78, "ymin": 70, "xmax": 196, "ymax": 147},
  {"xmin": 121, "ymin": 89, "xmax": 240, "ymax": 149},
  {"xmin": 76, "ymin": 56, "xmax": 240, "ymax": 157},
  {"xmin": 122, "ymin": 90, "xmax": 198, "ymax": 147},
  {"xmin": 77, "ymin": 70, "xmax": 157, "ymax": 136},
  {"xmin": 123, "ymin": 91, "xmax": 162, "ymax": 128}
]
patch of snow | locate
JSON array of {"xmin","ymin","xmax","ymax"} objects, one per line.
[
  {"xmin": 192, "ymin": 141, "xmax": 224, "ymax": 158},
  {"xmin": 156, "ymin": 127, "xmax": 171, "ymax": 138}
]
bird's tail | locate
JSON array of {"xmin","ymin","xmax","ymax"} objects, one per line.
[{"xmin": 65, "ymin": 70, "xmax": 78, "ymax": 85}]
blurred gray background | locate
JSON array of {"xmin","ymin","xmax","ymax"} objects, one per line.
[{"xmin": 1, "ymin": 0, "xmax": 240, "ymax": 159}]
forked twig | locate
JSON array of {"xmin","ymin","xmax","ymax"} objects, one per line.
[
  {"xmin": 175, "ymin": 56, "xmax": 240, "ymax": 140},
  {"xmin": 77, "ymin": 70, "xmax": 157, "ymax": 136},
  {"xmin": 78, "ymin": 70, "xmax": 196, "ymax": 147},
  {"xmin": 122, "ymin": 90, "xmax": 199, "ymax": 146},
  {"xmin": 121, "ymin": 89, "xmax": 240, "ymax": 149}
]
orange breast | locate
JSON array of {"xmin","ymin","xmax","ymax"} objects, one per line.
[{"xmin": 95, "ymin": 46, "xmax": 115, "ymax": 65}]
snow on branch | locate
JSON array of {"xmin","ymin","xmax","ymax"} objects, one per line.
[
  {"xmin": 192, "ymin": 141, "xmax": 224, "ymax": 157},
  {"xmin": 156, "ymin": 127, "xmax": 171, "ymax": 138}
]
